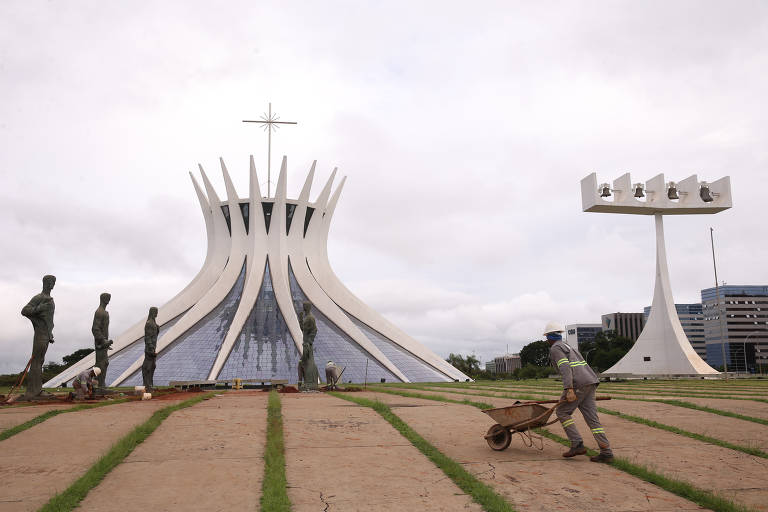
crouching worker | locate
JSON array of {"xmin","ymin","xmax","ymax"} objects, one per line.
[
  {"xmin": 72, "ymin": 367, "xmax": 101, "ymax": 400},
  {"xmin": 325, "ymin": 360, "xmax": 342, "ymax": 390},
  {"xmin": 544, "ymin": 322, "xmax": 613, "ymax": 463}
]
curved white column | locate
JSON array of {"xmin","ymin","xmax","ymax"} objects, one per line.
[
  {"xmin": 604, "ymin": 214, "xmax": 719, "ymax": 375},
  {"xmin": 287, "ymin": 166, "xmax": 408, "ymax": 382},
  {"xmin": 267, "ymin": 157, "xmax": 305, "ymax": 354},
  {"xmin": 110, "ymin": 160, "xmax": 248, "ymax": 386},
  {"xmin": 208, "ymin": 157, "xmax": 269, "ymax": 379},
  {"xmin": 48, "ymin": 155, "xmax": 470, "ymax": 387},
  {"xmin": 306, "ymin": 176, "xmax": 467, "ymax": 381}
]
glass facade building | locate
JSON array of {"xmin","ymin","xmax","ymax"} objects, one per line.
[{"xmin": 702, "ymin": 285, "xmax": 768, "ymax": 373}]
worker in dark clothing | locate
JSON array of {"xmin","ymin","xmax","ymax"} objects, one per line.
[{"xmin": 544, "ymin": 321, "xmax": 613, "ymax": 463}]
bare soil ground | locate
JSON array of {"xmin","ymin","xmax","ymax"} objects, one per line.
[
  {"xmin": 360, "ymin": 392, "xmax": 705, "ymax": 512},
  {"xmin": 0, "ymin": 403, "xmax": 74, "ymax": 431},
  {"xmin": 415, "ymin": 387, "xmax": 768, "ymax": 511},
  {"xmin": 77, "ymin": 392, "xmax": 268, "ymax": 511},
  {"xmin": 281, "ymin": 392, "xmax": 482, "ymax": 511},
  {"xmin": 0, "ymin": 399, "xmax": 180, "ymax": 511}
]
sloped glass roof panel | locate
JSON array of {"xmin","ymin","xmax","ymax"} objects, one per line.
[
  {"xmin": 288, "ymin": 263, "xmax": 399, "ymax": 384},
  {"xmin": 345, "ymin": 314, "xmax": 451, "ymax": 382},
  {"xmin": 217, "ymin": 262, "xmax": 299, "ymax": 382},
  {"xmin": 123, "ymin": 262, "xmax": 247, "ymax": 386}
]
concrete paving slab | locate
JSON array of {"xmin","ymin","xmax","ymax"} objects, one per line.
[
  {"xmin": 0, "ymin": 399, "xmax": 180, "ymax": 511},
  {"xmin": 77, "ymin": 391, "xmax": 268, "ymax": 512},
  {"xmin": 680, "ymin": 397, "xmax": 768, "ymax": 420},
  {"xmin": 282, "ymin": 393, "xmax": 482, "ymax": 512},
  {"xmin": 0, "ymin": 403, "xmax": 74, "ymax": 431},
  {"xmin": 361, "ymin": 392, "xmax": 705, "ymax": 512}
]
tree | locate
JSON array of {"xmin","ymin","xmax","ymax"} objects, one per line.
[
  {"xmin": 63, "ymin": 348, "xmax": 94, "ymax": 366},
  {"xmin": 519, "ymin": 340, "xmax": 550, "ymax": 367},
  {"xmin": 446, "ymin": 353, "xmax": 481, "ymax": 377},
  {"xmin": 579, "ymin": 330, "xmax": 634, "ymax": 372}
]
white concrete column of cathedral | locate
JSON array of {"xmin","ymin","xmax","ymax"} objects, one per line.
[
  {"xmin": 580, "ymin": 172, "xmax": 732, "ymax": 376},
  {"xmin": 46, "ymin": 156, "xmax": 469, "ymax": 389}
]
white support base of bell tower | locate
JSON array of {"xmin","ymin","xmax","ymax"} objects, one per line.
[{"xmin": 603, "ymin": 214, "xmax": 719, "ymax": 376}]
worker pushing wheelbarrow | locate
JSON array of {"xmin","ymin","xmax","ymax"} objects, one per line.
[
  {"xmin": 482, "ymin": 322, "xmax": 615, "ymax": 463},
  {"xmin": 483, "ymin": 397, "xmax": 611, "ymax": 450}
]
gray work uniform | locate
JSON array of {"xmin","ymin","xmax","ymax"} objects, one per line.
[
  {"xmin": 550, "ymin": 340, "xmax": 612, "ymax": 455},
  {"xmin": 72, "ymin": 370, "xmax": 95, "ymax": 400}
]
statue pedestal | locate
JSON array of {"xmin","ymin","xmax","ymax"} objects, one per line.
[{"xmin": 14, "ymin": 390, "xmax": 55, "ymax": 402}]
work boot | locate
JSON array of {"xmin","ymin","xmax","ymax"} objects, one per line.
[
  {"xmin": 562, "ymin": 443, "xmax": 587, "ymax": 457},
  {"xmin": 590, "ymin": 452, "xmax": 614, "ymax": 463}
]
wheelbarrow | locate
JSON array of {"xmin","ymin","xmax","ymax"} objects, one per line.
[{"xmin": 482, "ymin": 397, "xmax": 611, "ymax": 451}]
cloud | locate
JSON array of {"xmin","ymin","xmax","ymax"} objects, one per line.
[{"xmin": 2, "ymin": 1, "xmax": 768, "ymax": 374}]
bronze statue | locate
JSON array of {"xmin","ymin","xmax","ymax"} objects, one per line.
[
  {"xmin": 142, "ymin": 307, "xmax": 159, "ymax": 391},
  {"xmin": 92, "ymin": 292, "xmax": 113, "ymax": 388},
  {"xmin": 298, "ymin": 301, "xmax": 319, "ymax": 390},
  {"xmin": 19, "ymin": 275, "xmax": 56, "ymax": 401}
]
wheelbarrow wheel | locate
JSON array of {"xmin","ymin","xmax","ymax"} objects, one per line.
[{"xmin": 486, "ymin": 424, "xmax": 511, "ymax": 451}]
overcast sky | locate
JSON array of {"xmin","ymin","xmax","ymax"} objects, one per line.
[{"xmin": 2, "ymin": 1, "xmax": 767, "ymax": 373}]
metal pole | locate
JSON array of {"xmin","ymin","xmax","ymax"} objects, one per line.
[
  {"xmin": 710, "ymin": 227, "xmax": 728, "ymax": 379},
  {"xmin": 364, "ymin": 359, "xmax": 369, "ymax": 390},
  {"xmin": 267, "ymin": 102, "xmax": 272, "ymax": 197}
]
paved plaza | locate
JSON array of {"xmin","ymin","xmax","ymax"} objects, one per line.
[{"xmin": 1, "ymin": 380, "xmax": 767, "ymax": 511}]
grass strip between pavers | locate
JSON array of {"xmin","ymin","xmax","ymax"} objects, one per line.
[
  {"xmin": 653, "ymin": 399, "xmax": 768, "ymax": 426},
  {"xmin": 0, "ymin": 399, "xmax": 130, "ymax": 442},
  {"xmin": 329, "ymin": 392, "xmax": 514, "ymax": 512},
  {"xmin": 596, "ymin": 408, "xmax": 768, "ymax": 459},
  {"xmin": 260, "ymin": 390, "xmax": 291, "ymax": 512},
  {"xmin": 428, "ymin": 381, "xmax": 768, "ymax": 402},
  {"xmin": 38, "ymin": 392, "xmax": 218, "ymax": 512},
  {"xmin": 368, "ymin": 387, "xmax": 756, "ymax": 512},
  {"xmin": 402, "ymin": 383, "xmax": 768, "ymax": 431}
]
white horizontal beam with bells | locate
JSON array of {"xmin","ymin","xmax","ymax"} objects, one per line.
[
  {"xmin": 581, "ymin": 172, "xmax": 732, "ymax": 215},
  {"xmin": 581, "ymin": 171, "xmax": 732, "ymax": 376}
]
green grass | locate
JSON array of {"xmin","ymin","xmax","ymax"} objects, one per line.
[
  {"xmin": 261, "ymin": 391, "xmax": 291, "ymax": 512},
  {"xmin": 38, "ymin": 392, "xmax": 217, "ymax": 512},
  {"xmin": 0, "ymin": 399, "xmax": 129, "ymax": 442},
  {"xmin": 330, "ymin": 392, "xmax": 516, "ymax": 512},
  {"xmin": 596, "ymin": 408, "xmax": 768, "ymax": 459},
  {"xmin": 401, "ymin": 383, "xmax": 768, "ymax": 429},
  {"xmin": 439, "ymin": 381, "xmax": 768, "ymax": 401},
  {"xmin": 367, "ymin": 387, "xmax": 756, "ymax": 512}
]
